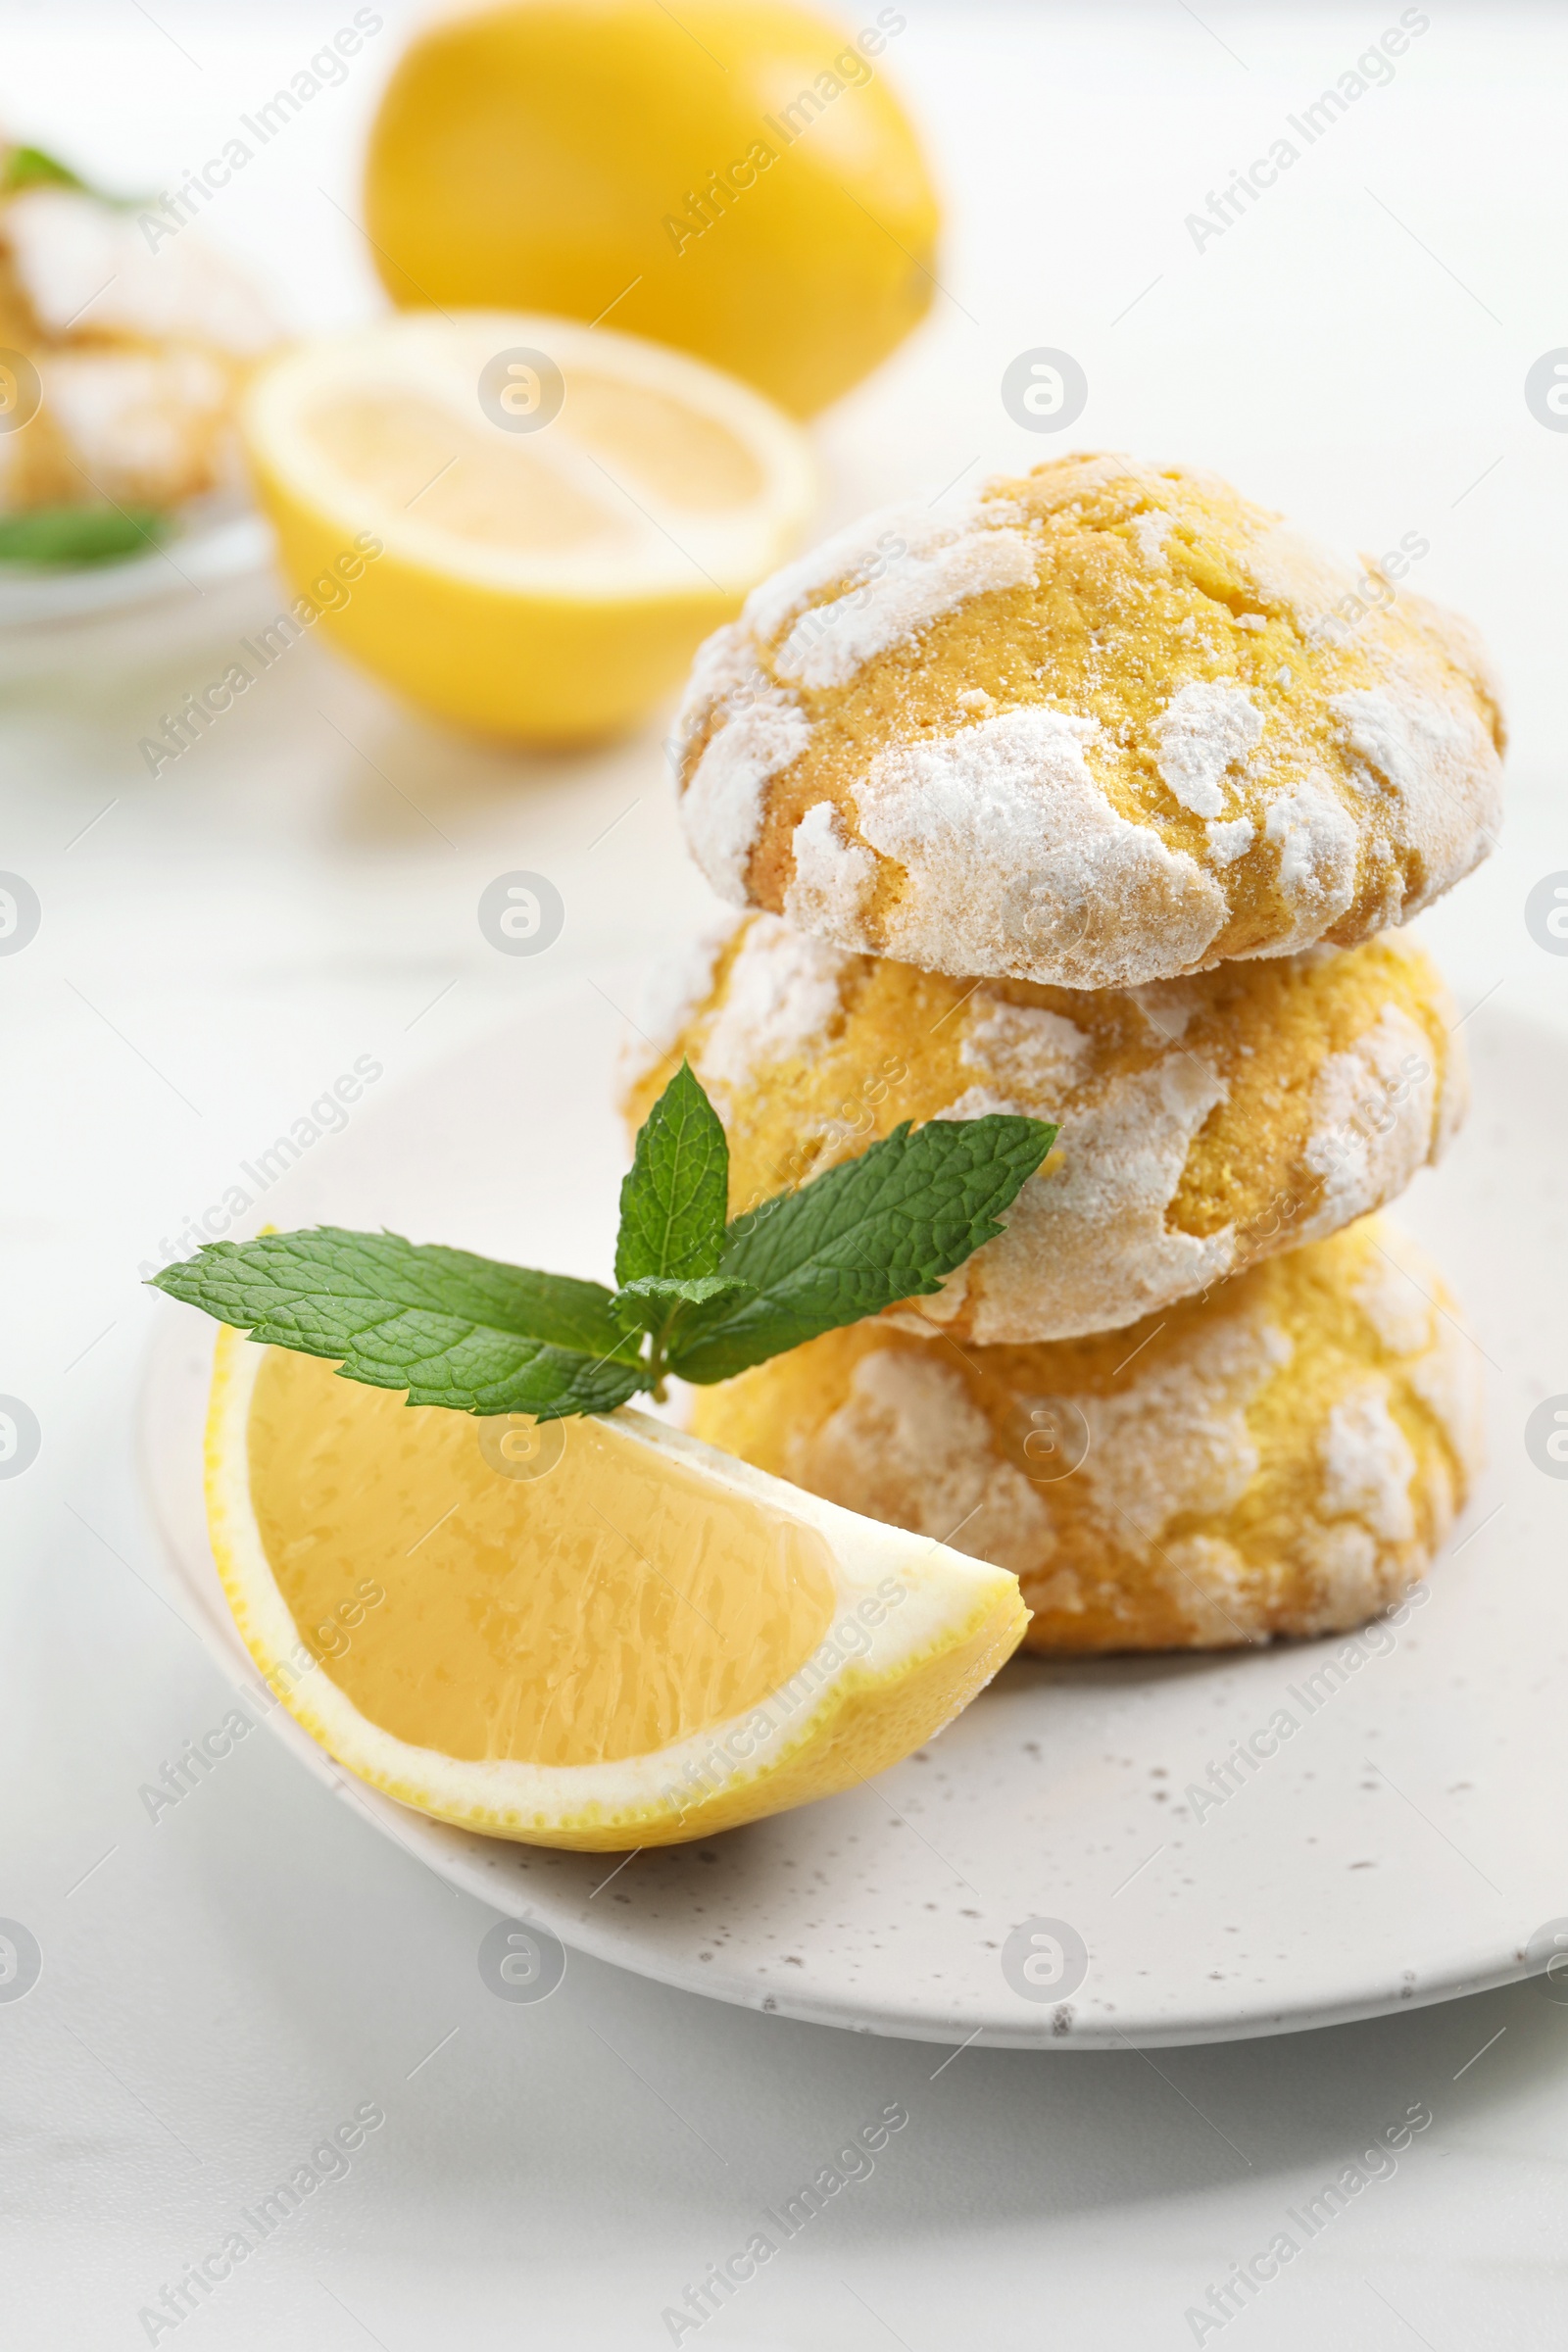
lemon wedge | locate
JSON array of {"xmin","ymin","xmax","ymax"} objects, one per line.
[
  {"xmin": 205, "ymin": 1332, "xmax": 1027, "ymax": 1851},
  {"xmin": 239, "ymin": 311, "xmax": 816, "ymax": 742}
]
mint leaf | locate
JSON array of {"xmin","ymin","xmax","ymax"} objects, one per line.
[
  {"xmin": 1, "ymin": 142, "xmax": 141, "ymax": 207},
  {"xmin": 2, "ymin": 143, "xmax": 92, "ymax": 195},
  {"xmin": 150, "ymin": 1229, "xmax": 649, "ymax": 1421},
  {"xmin": 614, "ymin": 1060, "xmax": 728, "ymax": 1289},
  {"xmin": 0, "ymin": 505, "xmax": 168, "ymax": 566},
  {"xmin": 669, "ymin": 1115, "xmax": 1056, "ymax": 1386}
]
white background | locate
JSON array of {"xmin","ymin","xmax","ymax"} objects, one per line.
[{"xmin": 4, "ymin": 3, "xmax": 1568, "ymax": 2345}]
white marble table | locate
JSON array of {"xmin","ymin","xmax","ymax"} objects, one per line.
[{"xmin": 4, "ymin": 5, "xmax": 1567, "ymax": 2343}]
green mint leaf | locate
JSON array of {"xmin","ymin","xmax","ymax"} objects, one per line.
[
  {"xmin": 610, "ymin": 1272, "xmax": 757, "ymax": 1336},
  {"xmin": 3, "ymin": 143, "xmax": 92, "ymax": 195},
  {"xmin": 669, "ymin": 1115, "xmax": 1057, "ymax": 1386},
  {"xmin": 614, "ymin": 1059, "xmax": 729, "ymax": 1289},
  {"xmin": 0, "ymin": 505, "xmax": 168, "ymax": 566},
  {"xmin": 2, "ymin": 142, "xmax": 141, "ymax": 207},
  {"xmin": 150, "ymin": 1229, "xmax": 649, "ymax": 1421}
]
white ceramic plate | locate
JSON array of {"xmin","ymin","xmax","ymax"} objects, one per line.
[
  {"xmin": 0, "ymin": 497, "xmax": 270, "ymax": 627},
  {"xmin": 138, "ymin": 975, "xmax": 1568, "ymax": 2048}
]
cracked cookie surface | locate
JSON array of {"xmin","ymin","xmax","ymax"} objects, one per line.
[
  {"xmin": 690, "ymin": 1219, "xmax": 1485, "ymax": 1651},
  {"xmin": 673, "ymin": 453, "xmax": 1505, "ymax": 989},
  {"xmin": 622, "ymin": 912, "xmax": 1467, "ymax": 1342}
]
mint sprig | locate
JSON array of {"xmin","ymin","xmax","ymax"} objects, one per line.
[
  {"xmin": 2, "ymin": 142, "xmax": 94, "ymax": 197},
  {"xmin": 151, "ymin": 1062, "xmax": 1056, "ymax": 1421},
  {"xmin": 0, "ymin": 506, "xmax": 169, "ymax": 567},
  {"xmin": 1, "ymin": 140, "xmax": 139, "ymax": 207}
]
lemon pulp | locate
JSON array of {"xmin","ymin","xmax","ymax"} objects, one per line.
[
  {"xmin": 304, "ymin": 373, "xmax": 766, "ymax": 556},
  {"xmin": 305, "ymin": 392, "xmax": 635, "ymax": 556},
  {"xmin": 248, "ymin": 1349, "xmax": 836, "ymax": 1768}
]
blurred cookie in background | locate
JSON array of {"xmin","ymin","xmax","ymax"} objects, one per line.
[{"xmin": 0, "ymin": 139, "xmax": 277, "ymax": 561}]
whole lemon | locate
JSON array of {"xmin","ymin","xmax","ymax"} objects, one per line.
[{"xmin": 364, "ymin": 0, "xmax": 940, "ymax": 417}]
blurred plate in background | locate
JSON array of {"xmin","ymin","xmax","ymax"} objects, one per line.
[{"xmin": 0, "ymin": 496, "xmax": 270, "ymax": 629}]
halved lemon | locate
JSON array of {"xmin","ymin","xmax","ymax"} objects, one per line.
[
  {"xmin": 239, "ymin": 311, "xmax": 816, "ymax": 742},
  {"xmin": 206, "ymin": 1332, "xmax": 1027, "ymax": 1851}
]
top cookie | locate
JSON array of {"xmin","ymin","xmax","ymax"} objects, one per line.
[{"xmin": 672, "ymin": 454, "xmax": 1505, "ymax": 990}]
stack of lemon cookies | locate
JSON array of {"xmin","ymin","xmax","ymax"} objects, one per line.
[{"xmin": 625, "ymin": 454, "xmax": 1503, "ymax": 1653}]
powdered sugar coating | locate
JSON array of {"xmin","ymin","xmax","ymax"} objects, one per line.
[
  {"xmin": 774, "ymin": 525, "xmax": 1038, "ymax": 692},
  {"xmin": 854, "ymin": 708, "xmax": 1229, "ymax": 987},
  {"xmin": 1298, "ymin": 1004, "xmax": 1439, "ymax": 1242},
  {"xmin": 1127, "ymin": 978, "xmax": 1207, "ymax": 1042},
  {"xmin": 1131, "ymin": 509, "xmax": 1173, "ymax": 564},
  {"xmin": 675, "ymin": 629, "xmax": 812, "ymax": 905},
  {"xmin": 740, "ymin": 503, "xmax": 932, "ymax": 645},
  {"xmin": 1153, "ymin": 680, "xmax": 1263, "ymax": 819},
  {"xmin": 1262, "ymin": 774, "xmax": 1360, "ymax": 947},
  {"xmin": 697, "ymin": 917, "xmax": 851, "ymax": 1097},
  {"xmin": 6, "ymin": 186, "xmax": 276, "ymax": 354},
  {"xmin": 1207, "ymin": 816, "xmax": 1254, "ymax": 865},
  {"xmin": 896, "ymin": 1050, "xmax": 1235, "ymax": 1342},
  {"xmin": 617, "ymin": 905, "xmax": 741, "ymax": 1091},
  {"xmin": 782, "ymin": 802, "xmax": 875, "ymax": 935},
  {"xmin": 0, "ymin": 185, "xmax": 279, "ymax": 514},
  {"xmin": 1405, "ymin": 1316, "xmax": 1487, "ymax": 1485},
  {"xmin": 1291, "ymin": 1518, "xmax": 1387, "ymax": 1628},
  {"xmin": 1319, "ymin": 1378, "xmax": 1418, "ymax": 1543},
  {"xmin": 1330, "ymin": 686, "xmax": 1496, "ymax": 913},
  {"xmin": 1158, "ymin": 1535, "xmax": 1267, "ymax": 1645},
  {"xmin": 39, "ymin": 346, "xmax": 241, "ymax": 498},
  {"xmin": 1079, "ymin": 1313, "xmax": 1291, "ymax": 1534},
  {"xmin": 958, "ymin": 999, "xmax": 1088, "ymax": 1096},
  {"xmin": 1350, "ymin": 1241, "xmax": 1437, "ymax": 1355},
  {"xmin": 792, "ymin": 1350, "xmax": 1049, "ymax": 1578}
]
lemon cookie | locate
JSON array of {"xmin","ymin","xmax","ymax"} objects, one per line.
[
  {"xmin": 0, "ymin": 179, "xmax": 277, "ymax": 514},
  {"xmin": 671, "ymin": 454, "xmax": 1504, "ymax": 989},
  {"xmin": 691, "ymin": 1218, "xmax": 1485, "ymax": 1651},
  {"xmin": 622, "ymin": 912, "xmax": 1466, "ymax": 1342}
]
